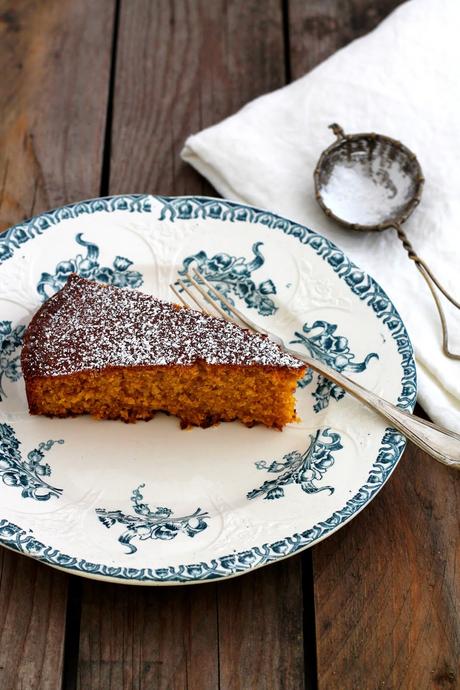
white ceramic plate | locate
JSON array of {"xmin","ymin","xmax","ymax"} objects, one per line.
[{"xmin": 0, "ymin": 195, "xmax": 416, "ymax": 584}]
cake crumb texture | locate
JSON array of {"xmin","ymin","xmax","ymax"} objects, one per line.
[{"xmin": 22, "ymin": 275, "xmax": 306, "ymax": 429}]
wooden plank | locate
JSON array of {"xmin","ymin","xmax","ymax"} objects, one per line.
[
  {"xmin": 287, "ymin": 2, "xmax": 460, "ymax": 687},
  {"xmin": 217, "ymin": 559, "xmax": 305, "ymax": 690},
  {"xmin": 77, "ymin": 1, "xmax": 305, "ymax": 688},
  {"xmin": 0, "ymin": 1, "xmax": 115, "ymax": 688},
  {"xmin": 0, "ymin": 0, "xmax": 115, "ymax": 230},
  {"xmin": 0, "ymin": 553, "xmax": 68, "ymax": 690},
  {"xmin": 108, "ymin": 0, "xmax": 287, "ymax": 196},
  {"xmin": 78, "ymin": 580, "xmax": 219, "ymax": 690},
  {"xmin": 312, "ymin": 439, "xmax": 460, "ymax": 689},
  {"xmin": 288, "ymin": 0, "xmax": 403, "ymax": 78}
]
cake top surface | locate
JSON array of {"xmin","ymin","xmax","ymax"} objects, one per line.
[{"xmin": 22, "ymin": 275, "xmax": 303, "ymax": 378}]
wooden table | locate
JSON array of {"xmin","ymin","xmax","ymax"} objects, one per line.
[{"xmin": 0, "ymin": 2, "xmax": 458, "ymax": 688}]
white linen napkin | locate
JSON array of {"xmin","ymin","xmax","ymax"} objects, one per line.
[{"xmin": 182, "ymin": 0, "xmax": 460, "ymax": 432}]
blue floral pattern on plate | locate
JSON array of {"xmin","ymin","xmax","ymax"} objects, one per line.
[
  {"xmin": 96, "ymin": 484, "xmax": 209, "ymax": 554},
  {"xmin": 37, "ymin": 233, "xmax": 143, "ymax": 301},
  {"xmin": 292, "ymin": 320, "xmax": 379, "ymax": 412},
  {"xmin": 179, "ymin": 242, "xmax": 277, "ymax": 316},
  {"xmin": 247, "ymin": 428, "xmax": 342, "ymax": 500},
  {"xmin": 0, "ymin": 429, "xmax": 407, "ymax": 582},
  {"xmin": 0, "ymin": 423, "xmax": 63, "ymax": 501},
  {"xmin": 0, "ymin": 321, "xmax": 25, "ymax": 401}
]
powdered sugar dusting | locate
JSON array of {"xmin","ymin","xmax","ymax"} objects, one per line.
[
  {"xmin": 321, "ymin": 160, "xmax": 413, "ymax": 226},
  {"xmin": 22, "ymin": 275, "xmax": 303, "ymax": 378}
]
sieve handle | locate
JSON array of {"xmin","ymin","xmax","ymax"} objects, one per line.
[
  {"xmin": 393, "ymin": 224, "xmax": 460, "ymax": 360},
  {"xmin": 329, "ymin": 123, "xmax": 347, "ymax": 141}
]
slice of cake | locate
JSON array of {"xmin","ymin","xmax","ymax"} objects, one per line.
[{"xmin": 21, "ymin": 275, "xmax": 306, "ymax": 429}]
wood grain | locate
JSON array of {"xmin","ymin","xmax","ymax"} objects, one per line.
[
  {"xmin": 0, "ymin": 1, "xmax": 115, "ymax": 688},
  {"xmin": 76, "ymin": 1, "xmax": 305, "ymax": 688},
  {"xmin": 287, "ymin": 3, "xmax": 459, "ymax": 687},
  {"xmin": 0, "ymin": 0, "xmax": 115, "ymax": 231},
  {"xmin": 78, "ymin": 580, "xmax": 219, "ymax": 690},
  {"xmin": 288, "ymin": 0, "xmax": 403, "ymax": 78},
  {"xmin": 109, "ymin": 0, "xmax": 286, "ymax": 196},
  {"xmin": 217, "ymin": 559, "xmax": 305, "ymax": 690},
  {"xmin": 0, "ymin": 553, "xmax": 68, "ymax": 690},
  {"xmin": 313, "ymin": 442, "xmax": 459, "ymax": 689}
]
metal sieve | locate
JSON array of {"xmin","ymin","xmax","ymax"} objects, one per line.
[{"xmin": 314, "ymin": 124, "xmax": 459, "ymax": 359}]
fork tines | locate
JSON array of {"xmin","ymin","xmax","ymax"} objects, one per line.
[{"xmin": 170, "ymin": 269, "xmax": 248, "ymax": 329}]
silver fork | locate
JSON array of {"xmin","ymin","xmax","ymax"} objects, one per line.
[{"xmin": 171, "ymin": 269, "xmax": 460, "ymax": 469}]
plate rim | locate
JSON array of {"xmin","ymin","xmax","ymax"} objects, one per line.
[{"xmin": 0, "ymin": 193, "xmax": 417, "ymax": 584}]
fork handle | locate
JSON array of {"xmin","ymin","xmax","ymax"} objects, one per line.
[
  {"xmin": 183, "ymin": 268, "xmax": 460, "ymax": 468},
  {"xmin": 289, "ymin": 348, "xmax": 460, "ymax": 469}
]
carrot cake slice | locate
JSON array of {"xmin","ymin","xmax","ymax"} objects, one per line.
[{"xmin": 21, "ymin": 275, "xmax": 306, "ymax": 429}]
